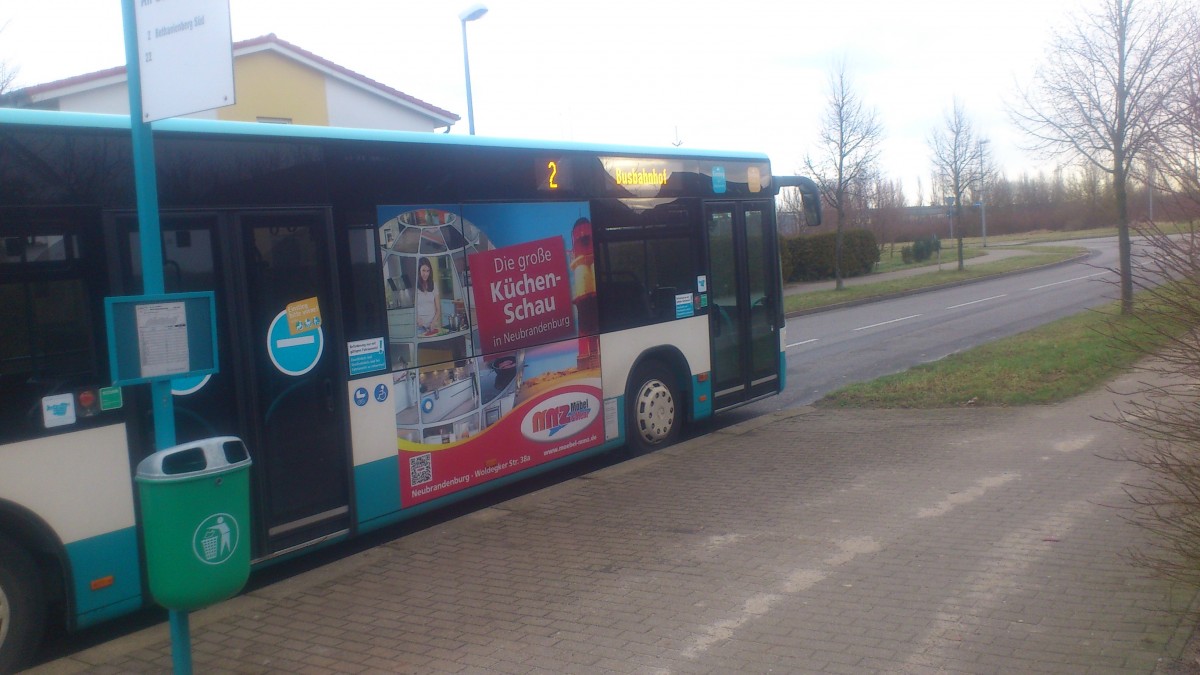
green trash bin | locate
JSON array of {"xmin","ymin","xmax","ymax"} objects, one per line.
[{"xmin": 135, "ymin": 436, "xmax": 252, "ymax": 611}]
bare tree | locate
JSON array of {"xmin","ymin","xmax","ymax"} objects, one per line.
[
  {"xmin": 0, "ymin": 68, "xmax": 15, "ymax": 96},
  {"xmin": 804, "ymin": 59, "xmax": 884, "ymax": 290},
  {"xmin": 775, "ymin": 186, "xmax": 807, "ymax": 237},
  {"xmin": 868, "ymin": 174, "xmax": 907, "ymax": 260},
  {"xmin": 1147, "ymin": 7, "xmax": 1200, "ymax": 217},
  {"xmin": 0, "ymin": 22, "xmax": 17, "ymax": 96},
  {"xmin": 1107, "ymin": 217, "xmax": 1200, "ymax": 591},
  {"xmin": 1013, "ymin": 0, "xmax": 1189, "ymax": 314},
  {"xmin": 929, "ymin": 98, "xmax": 983, "ymax": 271},
  {"xmin": 968, "ymin": 140, "xmax": 997, "ymax": 246}
]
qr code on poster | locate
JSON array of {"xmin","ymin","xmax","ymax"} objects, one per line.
[{"xmin": 409, "ymin": 453, "xmax": 433, "ymax": 486}]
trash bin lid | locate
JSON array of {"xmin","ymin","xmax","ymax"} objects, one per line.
[{"xmin": 136, "ymin": 436, "xmax": 251, "ymax": 481}]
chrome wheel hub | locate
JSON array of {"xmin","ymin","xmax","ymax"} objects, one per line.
[{"xmin": 635, "ymin": 379, "xmax": 675, "ymax": 444}]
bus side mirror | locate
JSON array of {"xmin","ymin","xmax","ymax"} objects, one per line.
[
  {"xmin": 776, "ymin": 176, "xmax": 823, "ymax": 227},
  {"xmin": 795, "ymin": 177, "xmax": 822, "ymax": 227}
]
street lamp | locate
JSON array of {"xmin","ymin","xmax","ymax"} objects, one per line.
[
  {"xmin": 459, "ymin": 4, "xmax": 488, "ymax": 135},
  {"xmin": 1147, "ymin": 156, "xmax": 1155, "ymax": 222},
  {"xmin": 978, "ymin": 139, "xmax": 990, "ymax": 248}
]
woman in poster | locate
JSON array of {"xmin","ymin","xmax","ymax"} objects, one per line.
[{"xmin": 415, "ymin": 257, "xmax": 442, "ymax": 333}]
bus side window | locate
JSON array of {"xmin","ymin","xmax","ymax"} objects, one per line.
[
  {"xmin": 596, "ymin": 272, "xmax": 650, "ymax": 330},
  {"xmin": 343, "ymin": 224, "xmax": 386, "ymax": 345},
  {"xmin": 592, "ymin": 199, "xmax": 701, "ymax": 333},
  {"xmin": 0, "ymin": 228, "xmax": 109, "ymax": 443}
]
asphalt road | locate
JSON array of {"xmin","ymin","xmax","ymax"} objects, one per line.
[{"xmin": 734, "ymin": 239, "xmax": 1124, "ymax": 420}]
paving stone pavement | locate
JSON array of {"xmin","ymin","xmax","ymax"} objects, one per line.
[{"xmin": 30, "ymin": 368, "xmax": 1200, "ymax": 674}]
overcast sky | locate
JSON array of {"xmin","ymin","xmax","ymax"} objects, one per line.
[{"xmin": 3, "ymin": 0, "xmax": 1087, "ymax": 201}]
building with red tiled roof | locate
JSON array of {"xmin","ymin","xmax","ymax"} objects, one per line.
[{"xmin": 1, "ymin": 34, "xmax": 460, "ymax": 132}]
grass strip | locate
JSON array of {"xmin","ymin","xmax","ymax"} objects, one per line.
[
  {"xmin": 816, "ymin": 296, "xmax": 1177, "ymax": 409},
  {"xmin": 784, "ymin": 247, "xmax": 1084, "ymax": 314}
]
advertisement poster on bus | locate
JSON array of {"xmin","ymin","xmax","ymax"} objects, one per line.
[{"xmin": 377, "ymin": 202, "xmax": 602, "ymax": 506}]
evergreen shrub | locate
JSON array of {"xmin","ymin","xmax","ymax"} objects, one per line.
[{"xmin": 779, "ymin": 229, "xmax": 880, "ymax": 282}]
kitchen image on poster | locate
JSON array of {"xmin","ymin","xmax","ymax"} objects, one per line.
[{"xmin": 379, "ymin": 202, "xmax": 603, "ymax": 507}]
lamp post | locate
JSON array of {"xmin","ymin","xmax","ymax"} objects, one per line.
[
  {"xmin": 459, "ymin": 4, "xmax": 488, "ymax": 135},
  {"xmin": 1147, "ymin": 156, "xmax": 1155, "ymax": 222},
  {"xmin": 978, "ymin": 139, "xmax": 990, "ymax": 248}
]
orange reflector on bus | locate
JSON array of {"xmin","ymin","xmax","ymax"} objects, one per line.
[
  {"xmin": 697, "ymin": 373, "xmax": 709, "ymax": 382},
  {"xmin": 90, "ymin": 576, "xmax": 115, "ymax": 591},
  {"xmin": 699, "ymin": 395, "xmax": 708, "ymax": 403}
]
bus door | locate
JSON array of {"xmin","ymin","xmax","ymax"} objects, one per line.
[
  {"xmin": 114, "ymin": 209, "xmax": 352, "ymax": 557},
  {"xmin": 705, "ymin": 201, "xmax": 782, "ymax": 410}
]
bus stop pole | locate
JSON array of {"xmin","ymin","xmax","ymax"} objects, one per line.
[{"xmin": 119, "ymin": 2, "xmax": 188, "ymax": 673}]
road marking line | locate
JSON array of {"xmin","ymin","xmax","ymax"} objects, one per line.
[
  {"xmin": 854, "ymin": 314, "xmax": 922, "ymax": 331},
  {"xmin": 946, "ymin": 294, "xmax": 1007, "ymax": 310},
  {"xmin": 1028, "ymin": 271, "xmax": 1109, "ymax": 291},
  {"xmin": 786, "ymin": 339, "xmax": 819, "ymax": 349}
]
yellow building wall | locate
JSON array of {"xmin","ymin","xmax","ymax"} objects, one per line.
[{"xmin": 218, "ymin": 51, "xmax": 328, "ymax": 125}]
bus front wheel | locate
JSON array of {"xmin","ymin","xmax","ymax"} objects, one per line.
[
  {"xmin": 0, "ymin": 535, "xmax": 45, "ymax": 674},
  {"xmin": 626, "ymin": 361, "xmax": 681, "ymax": 454}
]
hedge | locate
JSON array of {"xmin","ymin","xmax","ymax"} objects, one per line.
[
  {"xmin": 779, "ymin": 229, "xmax": 880, "ymax": 282},
  {"xmin": 900, "ymin": 235, "xmax": 941, "ymax": 264}
]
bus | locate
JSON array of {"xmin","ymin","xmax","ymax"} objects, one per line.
[{"xmin": 0, "ymin": 107, "xmax": 818, "ymax": 670}]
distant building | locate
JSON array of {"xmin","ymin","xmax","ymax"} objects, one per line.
[{"xmin": 0, "ymin": 34, "xmax": 459, "ymax": 133}]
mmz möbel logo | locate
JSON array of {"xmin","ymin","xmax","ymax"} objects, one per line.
[{"xmin": 521, "ymin": 392, "xmax": 600, "ymax": 441}]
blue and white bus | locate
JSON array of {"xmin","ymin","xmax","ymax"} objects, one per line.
[{"xmin": 0, "ymin": 108, "xmax": 817, "ymax": 670}]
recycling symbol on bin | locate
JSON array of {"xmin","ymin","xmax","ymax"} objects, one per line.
[{"xmin": 193, "ymin": 513, "xmax": 239, "ymax": 565}]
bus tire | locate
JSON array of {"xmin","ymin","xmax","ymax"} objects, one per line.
[
  {"xmin": 626, "ymin": 361, "xmax": 681, "ymax": 455},
  {"xmin": 0, "ymin": 535, "xmax": 45, "ymax": 675}
]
